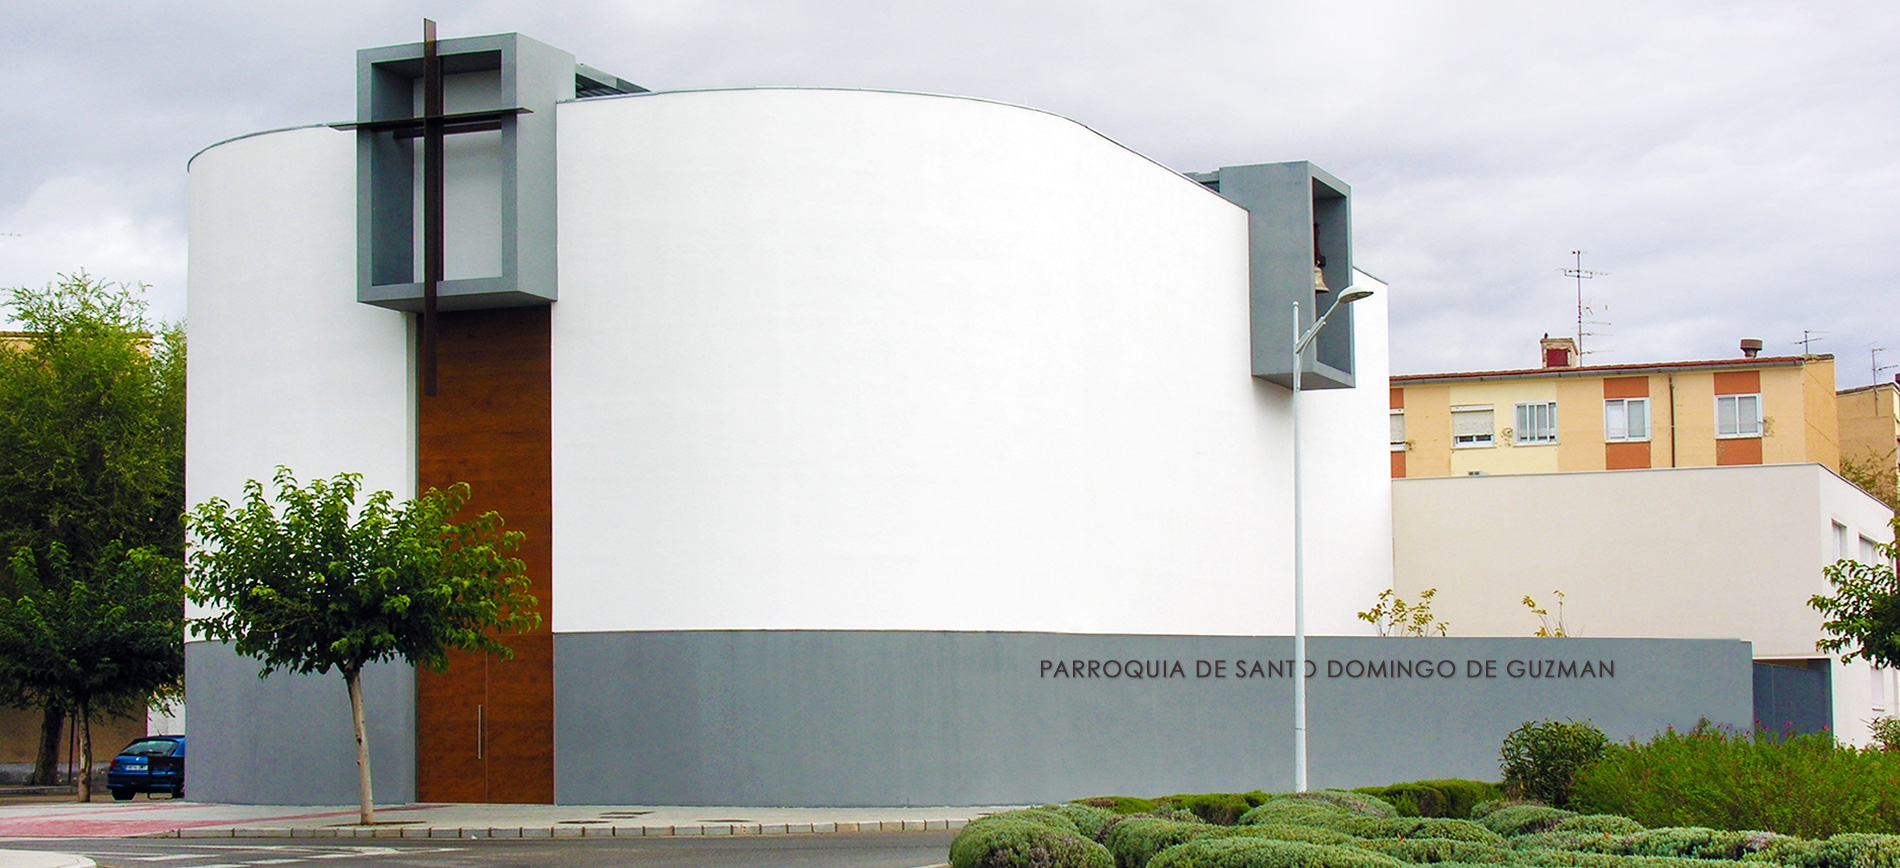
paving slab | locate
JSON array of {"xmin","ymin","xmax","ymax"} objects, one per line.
[{"xmin": 0, "ymin": 800, "xmax": 1014, "ymax": 840}]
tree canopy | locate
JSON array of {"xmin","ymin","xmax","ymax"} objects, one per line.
[
  {"xmin": 186, "ymin": 468, "xmax": 539, "ymax": 823},
  {"xmin": 0, "ymin": 272, "xmax": 185, "ymax": 792},
  {"xmin": 1811, "ymin": 516, "xmax": 1900, "ymax": 669}
]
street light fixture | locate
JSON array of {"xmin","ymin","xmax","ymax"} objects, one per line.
[{"xmin": 1290, "ymin": 287, "xmax": 1373, "ymax": 792}]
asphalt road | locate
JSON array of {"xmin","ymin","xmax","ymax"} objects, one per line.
[{"xmin": 2, "ymin": 833, "xmax": 958, "ymax": 868}]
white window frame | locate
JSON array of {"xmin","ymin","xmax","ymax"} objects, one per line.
[
  {"xmin": 1514, "ymin": 401, "xmax": 1559, "ymax": 445},
  {"xmin": 1451, "ymin": 405, "xmax": 1495, "ymax": 448},
  {"xmin": 1715, "ymin": 393, "xmax": 1763, "ymax": 438},
  {"xmin": 1603, "ymin": 397, "xmax": 1651, "ymax": 442},
  {"xmin": 1389, "ymin": 409, "xmax": 1406, "ymax": 452},
  {"xmin": 1834, "ymin": 521, "xmax": 1849, "ymax": 561},
  {"xmin": 1862, "ymin": 535, "xmax": 1881, "ymax": 566}
]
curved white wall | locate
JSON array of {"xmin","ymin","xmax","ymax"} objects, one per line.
[
  {"xmin": 186, "ymin": 127, "xmax": 414, "ymax": 619},
  {"xmin": 552, "ymin": 89, "xmax": 1391, "ymax": 634}
]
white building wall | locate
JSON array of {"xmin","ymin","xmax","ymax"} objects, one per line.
[
  {"xmin": 1302, "ymin": 273, "xmax": 1392, "ymax": 635},
  {"xmin": 1393, "ymin": 463, "xmax": 1894, "ymax": 744},
  {"xmin": 551, "ymin": 88, "xmax": 1391, "ymax": 635},
  {"xmin": 185, "ymin": 126, "xmax": 415, "ymax": 621}
]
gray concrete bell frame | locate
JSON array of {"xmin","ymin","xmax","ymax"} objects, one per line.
[
  {"xmin": 1191, "ymin": 162, "xmax": 1356, "ymax": 390},
  {"xmin": 354, "ymin": 33, "xmax": 637, "ymax": 312}
]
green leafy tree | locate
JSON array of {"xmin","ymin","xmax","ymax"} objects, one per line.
[
  {"xmin": 186, "ymin": 469, "xmax": 539, "ymax": 825},
  {"xmin": 0, "ymin": 542, "xmax": 184, "ymax": 801},
  {"xmin": 1499, "ymin": 719, "xmax": 1608, "ymax": 808},
  {"xmin": 1840, "ymin": 451, "xmax": 1900, "ymax": 512},
  {"xmin": 0, "ymin": 272, "xmax": 185, "ymax": 786},
  {"xmin": 1811, "ymin": 516, "xmax": 1900, "ymax": 668}
]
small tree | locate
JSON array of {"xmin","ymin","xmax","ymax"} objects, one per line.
[
  {"xmin": 1811, "ymin": 516, "xmax": 1900, "ymax": 669},
  {"xmin": 1499, "ymin": 719, "xmax": 1607, "ymax": 808},
  {"xmin": 0, "ymin": 542, "xmax": 184, "ymax": 801},
  {"xmin": 186, "ymin": 469, "xmax": 538, "ymax": 824}
]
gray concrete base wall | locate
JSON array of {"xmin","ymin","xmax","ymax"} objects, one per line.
[
  {"xmin": 554, "ymin": 632, "xmax": 1751, "ymax": 807},
  {"xmin": 185, "ymin": 641, "xmax": 415, "ymax": 805}
]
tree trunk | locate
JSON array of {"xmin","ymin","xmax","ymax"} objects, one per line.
[
  {"xmin": 74, "ymin": 697, "xmax": 91, "ymax": 803},
  {"xmin": 346, "ymin": 667, "xmax": 375, "ymax": 825},
  {"xmin": 32, "ymin": 706, "xmax": 64, "ymax": 786}
]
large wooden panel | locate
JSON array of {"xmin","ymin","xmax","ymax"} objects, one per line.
[
  {"xmin": 1605, "ymin": 441, "xmax": 1652, "ymax": 470},
  {"xmin": 415, "ymin": 307, "xmax": 554, "ymax": 804}
]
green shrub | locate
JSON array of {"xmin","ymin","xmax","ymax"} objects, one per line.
[
  {"xmin": 1159, "ymin": 793, "xmax": 1277, "ymax": 826},
  {"xmin": 1351, "ymin": 838, "xmax": 1516, "ymax": 863},
  {"xmin": 1327, "ymin": 818, "xmax": 1503, "ymax": 843},
  {"xmin": 1147, "ymin": 837, "xmax": 1408, "ymax": 868},
  {"xmin": 1501, "ymin": 720, "xmax": 1610, "ymax": 809},
  {"xmin": 1107, "ymin": 818, "xmax": 1224, "ymax": 868},
  {"xmin": 1871, "ymin": 718, "xmax": 1900, "ymax": 754},
  {"xmin": 1357, "ymin": 782, "xmax": 1505, "ymax": 819},
  {"xmin": 1242, "ymin": 801, "xmax": 1356, "ymax": 827},
  {"xmin": 1618, "ymin": 828, "xmax": 1767, "ymax": 860},
  {"xmin": 1053, "ymin": 804, "xmax": 1123, "ymax": 840},
  {"xmin": 1478, "ymin": 804, "xmax": 1578, "ymax": 837},
  {"xmin": 950, "ymin": 815, "xmax": 1114, "ymax": 868},
  {"xmin": 1745, "ymin": 833, "xmax": 1900, "ymax": 868},
  {"xmin": 1553, "ymin": 816, "xmax": 1646, "ymax": 836},
  {"xmin": 1271, "ymin": 791, "xmax": 1401, "ymax": 819},
  {"xmin": 1572, "ymin": 722, "xmax": 1900, "ymax": 837},
  {"xmin": 1470, "ymin": 799, "xmax": 1538, "ymax": 821},
  {"xmin": 1512, "ymin": 851, "xmax": 1727, "ymax": 868},
  {"xmin": 1081, "ymin": 796, "xmax": 1165, "ymax": 815},
  {"xmin": 1509, "ymin": 831, "xmax": 1623, "ymax": 853}
]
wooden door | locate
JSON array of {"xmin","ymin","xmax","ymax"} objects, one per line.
[{"xmin": 414, "ymin": 307, "xmax": 554, "ymax": 803}]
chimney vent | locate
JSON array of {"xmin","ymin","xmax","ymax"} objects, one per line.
[
  {"xmin": 1740, "ymin": 338, "xmax": 1763, "ymax": 359},
  {"xmin": 1540, "ymin": 335, "xmax": 1579, "ymax": 369}
]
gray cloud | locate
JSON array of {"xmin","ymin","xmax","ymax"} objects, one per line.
[{"xmin": 3, "ymin": 0, "xmax": 1895, "ymax": 383}]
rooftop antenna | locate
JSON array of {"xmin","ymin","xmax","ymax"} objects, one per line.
[
  {"xmin": 1795, "ymin": 330, "xmax": 1829, "ymax": 355},
  {"xmin": 1874, "ymin": 347, "xmax": 1898, "ymax": 383},
  {"xmin": 1560, "ymin": 250, "xmax": 1610, "ymax": 357}
]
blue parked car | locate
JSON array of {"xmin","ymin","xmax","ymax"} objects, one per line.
[{"xmin": 107, "ymin": 735, "xmax": 185, "ymax": 800}]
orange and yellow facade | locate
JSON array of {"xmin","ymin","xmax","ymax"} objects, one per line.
[{"xmin": 1390, "ymin": 354, "xmax": 1840, "ymax": 479}]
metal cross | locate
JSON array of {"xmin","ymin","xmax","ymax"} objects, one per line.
[{"xmin": 338, "ymin": 20, "xmax": 530, "ymax": 396}]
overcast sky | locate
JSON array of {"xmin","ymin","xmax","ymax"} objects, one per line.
[{"xmin": 3, "ymin": 1, "xmax": 1896, "ymax": 382}]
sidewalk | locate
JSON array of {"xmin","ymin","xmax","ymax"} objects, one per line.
[{"xmin": 0, "ymin": 799, "xmax": 1008, "ymax": 840}]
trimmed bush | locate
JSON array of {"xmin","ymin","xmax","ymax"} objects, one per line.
[
  {"xmin": 1357, "ymin": 781, "xmax": 1505, "ymax": 819},
  {"xmin": 1326, "ymin": 818, "xmax": 1503, "ymax": 844},
  {"xmin": 950, "ymin": 814, "xmax": 1113, "ymax": 868},
  {"xmin": 1273, "ymin": 791, "xmax": 1402, "ymax": 819},
  {"xmin": 1620, "ymin": 828, "xmax": 1766, "ymax": 860},
  {"xmin": 1148, "ymin": 837, "xmax": 1409, "ymax": 868},
  {"xmin": 1080, "ymin": 796, "xmax": 1164, "ymax": 815},
  {"xmin": 1512, "ymin": 851, "xmax": 1727, "ymax": 868},
  {"xmin": 1107, "ymin": 818, "xmax": 1225, "ymax": 868},
  {"xmin": 1351, "ymin": 838, "xmax": 1516, "ymax": 863},
  {"xmin": 1243, "ymin": 802, "xmax": 1356, "ymax": 827},
  {"xmin": 1743, "ymin": 833, "xmax": 1900, "ymax": 868},
  {"xmin": 1573, "ymin": 722, "xmax": 1900, "ymax": 838},
  {"xmin": 1469, "ymin": 800, "xmax": 1539, "ymax": 821},
  {"xmin": 1053, "ymin": 804, "xmax": 1123, "ymax": 840},
  {"xmin": 1501, "ymin": 720, "xmax": 1610, "ymax": 809},
  {"xmin": 1160, "ymin": 793, "xmax": 1277, "ymax": 826},
  {"xmin": 1552, "ymin": 816, "xmax": 1647, "ymax": 836},
  {"xmin": 1478, "ymin": 804, "xmax": 1578, "ymax": 837},
  {"xmin": 1510, "ymin": 831, "xmax": 1624, "ymax": 853}
]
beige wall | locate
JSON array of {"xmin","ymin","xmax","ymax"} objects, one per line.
[
  {"xmin": 1401, "ymin": 383, "xmax": 1452, "ymax": 477},
  {"xmin": 1392, "ymin": 463, "xmax": 1894, "ymax": 744},
  {"xmin": 1839, "ymin": 383, "xmax": 1899, "ymax": 470},
  {"xmin": 0, "ymin": 707, "xmax": 146, "ymax": 778}
]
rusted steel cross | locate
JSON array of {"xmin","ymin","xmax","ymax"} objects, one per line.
[{"xmin": 340, "ymin": 20, "xmax": 529, "ymax": 396}]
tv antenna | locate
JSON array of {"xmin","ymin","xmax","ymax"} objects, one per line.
[
  {"xmin": 1795, "ymin": 330, "xmax": 1829, "ymax": 355},
  {"xmin": 1560, "ymin": 250, "xmax": 1611, "ymax": 357},
  {"xmin": 1874, "ymin": 347, "xmax": 1898, "ymax": 383}
]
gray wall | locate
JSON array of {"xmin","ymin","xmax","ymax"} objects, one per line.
[
  {"xmin": 555, "ymin": 631, "xmax": 1750, "ymax": 807},
  {"xmin": 185, "ymin": 641, "xmax": 415, "ymax": 805}
]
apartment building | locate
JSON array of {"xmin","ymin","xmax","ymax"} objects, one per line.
[
  {"xmin": 1390, "ymin": 337, "xmax": 1839, "ymax": 479},
  {"xmin": 1839, "ymin": 379, "xmax": 1900, "ymax": 475}
]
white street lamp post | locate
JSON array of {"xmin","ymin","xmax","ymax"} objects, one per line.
[{"xmin": 1290, "ymin": 287, "xmax": 1373, "ymax": 792}]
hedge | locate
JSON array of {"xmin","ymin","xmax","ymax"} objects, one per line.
[
  {"xmin": 950, "ymin": 811, "xmax": 1112, "ymax": 868},
  {"xmin": 1147, "ymin": 838, "xmax": 1408, "ymax": 868},
  {"xmin": 1349, "ymin": 837, "xmax": 1516, "ymax": 864},
  {"xmin": 1355, "ymin": 781, "xmax": 1504, "ymax": 819},
  {"xmin": 1478, "ymin": 804, "xmax": 1579, "ymax": 836}
]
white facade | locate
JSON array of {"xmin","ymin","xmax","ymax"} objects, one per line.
[
  {"xmin": 187, "ymin": 88, "xmax": 1393, "ymax": 638},
  {"xmin": 1392, "ymin": 463, "xmax": 1896, "ymax": 745}
]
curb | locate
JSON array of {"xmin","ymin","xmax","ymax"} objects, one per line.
[{"xmin": 155, "ymin": 818, "xmax": 969, "ymax": 839}]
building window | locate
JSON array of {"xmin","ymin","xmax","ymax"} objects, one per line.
[
  {"xmin": 1514, "ymin": 402, "xmax": 1558, "ymax": 445},
  {"xmin": 1862, "ymin": 536, "xmax": 1881, "ymax": 565},
  {"xmin": 1452, "ymin": 405, "xmax": 1494, "ymax": 447},
  {"xmin": 1604, "ymin": 397, "xmax": 1650, "ymax": 442},
  {"xmin": 1389, "ymin": 410, "xmax": 1406, "ymax": 452},
  {"xmin": 1835, "ymin": 521, "xmax": 1849, "ymax": 561},
  {"xmin": 1716, "ymin": 393, "xmax": 1762, "ymax": 438}
]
